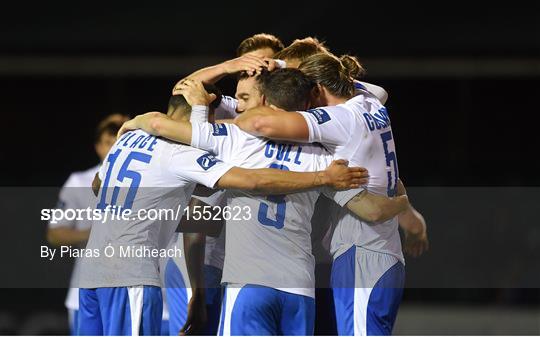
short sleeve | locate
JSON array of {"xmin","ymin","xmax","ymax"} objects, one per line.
[
  {"xmin": 323, "ymin": 187, "xmax": 366, "ymax": 207},
  {"xmin": 190, "ymin": 105, "xmax": 209, "ymax": 123},
  {"xmin": 297, "ymin": 106, "xmax": 353, "ymax": 146},
  {"xmin": 356, "ymin": 81, "xmax": 388, "ymax": 105},
  {"xmin": 192, "ymin": 189, "xmax": 227, "ymax": 207},
  {"xmin": 215, "ymin": 95, "xmax": 238, "ymax": 119},
  {"xmin": 191, "ymin": 122, "xmax": 245, "ymax": 162},
  {"xmin": 168, "ymin": 146, "xmax": 234, "ymax": 189}
]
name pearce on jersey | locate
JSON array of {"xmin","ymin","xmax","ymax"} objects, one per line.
[{"xmin": 117, "ymin": 131, "xmax": 159, "ymax": 152}]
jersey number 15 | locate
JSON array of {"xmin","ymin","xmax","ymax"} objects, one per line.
[{"xmin": 97, "ymin": 149, "xmax": 152, "ymax": 210}]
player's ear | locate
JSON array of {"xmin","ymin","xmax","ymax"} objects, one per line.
[
  {"xmin": 261, "ymin": 94, "xmax": 268, "ymax": 106},
  {"xmin": 310, "ymin": 85, "xmax": 321, "ymax": 106}
]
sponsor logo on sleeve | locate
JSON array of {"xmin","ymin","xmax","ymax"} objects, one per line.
[
  {"xmin": 307, "ymin": 108, "xmax": 331, "ymax": 124},
  {"xmin": 196, "ymin": 153, "xmax": 221, "ymax": 171},
  {"xmin": 212, "ymin": 123, "xmax": 228, "ymax": 136}
]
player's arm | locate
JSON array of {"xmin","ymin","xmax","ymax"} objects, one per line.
[
  {"xmin": 178, "ymin": 196, "xmax": 213, "ymax": 335},
  {"xmin": 118, "ymin": 114, "xmax": 236, "ymax": 158},
  {"xmin": 172, "ymin": 54, "xmax": 269, "ymax": 89},
  {"xmin": 180, "ymin": 232, "xmax": 207, "ymax": 336},
  {"xmin": 177, "ymin": 187, "xmax": 224, "ymax": 237},
  {"xmin": 234, "ymin": 106, "xmax": 310, "ymax": 141},
  {"xmin": 216, "ymin": 159, "xmax": 368, "ymax": 195},
  {"xmin": 179, "ymin": 187, "xmax": 226, "ymax": 334},
  {"xmin": 357, "ymin": 81, "xmax": 389, "ymax": 104},
  {"xmin": 397, "ymin": 179, "xmax": 429, "ymax": 257},
  {"xmin": 235, "ymin": 105, "xmax": 350, "ymax": 147},
  {"xmin": 345, "ymin": 191, "xmax": 409, "ymax": 223},
  {"xmin": 117, "ymin": 112, "xmax": 193, "ymax": 145}
]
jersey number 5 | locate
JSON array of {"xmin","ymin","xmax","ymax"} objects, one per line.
[{"xmin": 381, "ymin": 131, "xmax": 399, "ymax": 197}]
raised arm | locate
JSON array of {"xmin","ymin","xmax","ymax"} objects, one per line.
[
  {"xmin": 217, "ymin": 160, "xmax": 368, "ymax": 195},
  {"xmin": 173, "ymin": 55, "xmax": 269, "ymax": 90},
  {"xmin": 357, "ymin": 81, "xmax": 389, "ymax": 105},
  {"xmin": 117, "ymin": 112, "xmax": 192, "ymax": 145},
  {"xmin": 234, "ymin": 106, "xmax": 309, "ymax": 141}
]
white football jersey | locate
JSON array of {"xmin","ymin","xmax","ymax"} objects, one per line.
[
  {"xmin": 215, "ymin": 95, "xmax": 239, "ymax": 119},
  {"xmin": 299, "ymin": 89, "xmax": 403, "ymax": 262},
  {"xmin": 191, "ymin": 122, "xmax": 336, "ymax": 298},
  {"xmin": 78, "ymin": 129, "xmax": 233, "ymax": 289},
  {"xmin": 50, "ymin": 164, "xmax": 99, "ymax": 310}
]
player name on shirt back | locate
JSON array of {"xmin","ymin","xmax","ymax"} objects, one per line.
[{"xmin": 117, "ymin": 131, "xmax": 159, "ymax": 152}]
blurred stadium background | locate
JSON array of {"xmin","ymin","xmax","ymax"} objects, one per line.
[{"xmin": 0, "ymin": 1, "xmax": 539, "ymax": 335}]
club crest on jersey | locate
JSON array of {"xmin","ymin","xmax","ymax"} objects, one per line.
[
  {"xmin": 307, "ymin": 108, "xmax": 331, "ymax": 124},
  {"xmin": 196, "ymin": 153, "xmax": 221, "ymax": 170},
  {"xmin": 212, "ymin": 123, "xmax": 228, "ymax": 136}
]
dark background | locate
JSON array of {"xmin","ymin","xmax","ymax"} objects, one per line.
[{"xmin": 1, "ymin": 1, "xmax": 539, "ymax": 335}]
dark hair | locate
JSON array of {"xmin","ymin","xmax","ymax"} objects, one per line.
[
  {"xmin": 258, "ymin": 68, "xmax": 315, "ymax": 111},
  {"xmin": 299, "ymin": 53, "xmax": 365, "ymax": 98},
  {"xmin": 168, "ymin": 83, "xmax": 223, "ymax": 113},
  {"xmin": 95, "ymin": 114, "xmax": 129, "ymax": 143},
  {"xmin": 236, "ymin": 33, "xmax": 284, "ymax": 57},
  {"xmin": 274, "ymin": 37, "xmax": 330, "ymax": 63},
  {"xmin": 95, "ymin": 122, "xmax": 121, "ymax": 143}
]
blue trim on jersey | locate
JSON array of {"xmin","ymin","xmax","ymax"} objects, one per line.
[
  {"xmin": 165, "ymin": 259, "xmax": 189, "ymax": 336},
  {"xmin": 366, "ymin": 262, "xmax": 405, "ymax": 336},
  {"xmin": 330, "ymin": 245, "xmax": 356, "ymax": 335},
  {"xmin": 228, "ymin": 285, "xmax": 315, "ymax": 335},
  {"xmin": 78, "ymin": 286, "xmax": 162, "ymax": 335},
  {"xmin": 354, "ymin": 82, "xmax": 367, "ymax": 91}
]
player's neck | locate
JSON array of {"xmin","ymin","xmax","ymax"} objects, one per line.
[
  {"xmin": 320, "ymin": 87, "xmax": 349, "ymax": 106},
  {"xmin": 168, "ymin": 110, "xmax": 190, "ymax": 122},
  {"xmin": 325, "ymin": 95, "xmax": 348, "ymax": 106}
]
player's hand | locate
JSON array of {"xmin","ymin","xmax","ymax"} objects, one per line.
[
  {"xmin": 262, "ymin": 57, "xmax": 280, "ymax": 71},
  {"xmin": 179, "ymin": 290, "xmax": 207, "ymax": 335},
  {"xmin": 400, "ymin": 208, "xmax": 429, "ymax": 257},
  {"xmin": 324, "ymin": 159, "xmax": 369, "ymax": 190},
  {"xmin": 117, "ymin": 111, "xmax": 163, "ymax": 138},
  {"xmin": 172, "ymin": 79, "xmax": 217, "ymax": 105},
  {"xmin": 222, "ymin": 54, "xmax": 269, "ymax": 76}
]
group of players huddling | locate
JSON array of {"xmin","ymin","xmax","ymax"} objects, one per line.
[{"xmin": 48, "ymin": 33, "xmax": 428, "ymax": 336}]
